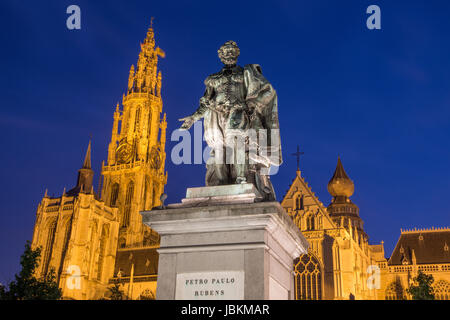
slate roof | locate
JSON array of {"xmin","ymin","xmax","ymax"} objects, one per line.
[{"xmin": 388, "ymin": 229, "xmax": 450, "ymax": 265}]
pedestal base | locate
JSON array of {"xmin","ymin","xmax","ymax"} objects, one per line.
[{"xmin": 141, "ymin": 184, "xmax": 308, "ymax": 300}]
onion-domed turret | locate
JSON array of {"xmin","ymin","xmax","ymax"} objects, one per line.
[
  {"xmin": 327, "ymin": 157, "xmax": 365, "ymax": 237},
  {"xmin": 327, "ymin": 157, "xmax": 354, "ymax": 198}
]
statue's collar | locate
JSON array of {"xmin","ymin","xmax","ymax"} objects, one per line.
[{"xmin": 221, "ymin": 65, "xmax": 242, "ymax": 75}]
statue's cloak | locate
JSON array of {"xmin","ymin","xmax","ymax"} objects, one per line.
[{"xmin": 244, "ymin": 64, "xmax": 282, "ymax": 169}]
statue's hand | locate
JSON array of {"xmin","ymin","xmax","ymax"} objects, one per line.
[{"xmin": 179, "ymin": 116, "xmax": 196, "ymax": 130}]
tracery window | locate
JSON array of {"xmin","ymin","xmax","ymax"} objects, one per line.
[
  {"xmin": 295, "ymin": 195, "xmax": 304, "ymax": 211},
  {"xmin": 122, "ymin": 181, "xmax": 134, "ymax": 227},
  {"xmin": 434, "ymin": 280, "xmax": 450, "ymax": 300},
  {"xmin": 58, "ymin": 216, "xmax": 73, "ymax": 277},
  {"xmin": 134, "ymin": 107, "xmax": 141, "ymax": 133},
  {"xmin": 143, "ymin": 176, "xmax": 150, "ymax": 210},
  {"xmin": 42, "ymin": 219, "xmax": 57, "ymax": 276},
  {"xmin": 385, "ymin": 280, "xmax": 406, "ymax": 300},
  {"xmin": 110, "ymin": 183, "xmax": 119, "ymax": 207},
  {"xmin": 306, "ymin": 215, "xmax": 315, "ymax": 231},
  {"xmin": 147, "ymin": 112, "xmax": 152, "ymax": 142},
  {"xmin": 96, "ymin": 224, "xmax": 109, "ymax": 281},
  {"xmin": 294, "ymin": 253, "xmax": 322, "ymax": 300}
]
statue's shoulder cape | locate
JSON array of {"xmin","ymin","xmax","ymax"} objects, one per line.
[{"xmin": 244, "ymin": 64, "xmax": 283, "ymax": 166}]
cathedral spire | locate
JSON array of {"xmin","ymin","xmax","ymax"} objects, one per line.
[
  {"xmin": 145, "ymin": 17, "xmax": 155, "ymax": 46},
  {"xmin": 82, "ymin": 140, "xmax": 92, "ymax": 169},
  {"xmin": 128, "ymin": 21, "xmax": 165, "ymax": 94},
  {"xmin": 76, "ymin": 140, "xmax": 94, "ymax": 193}
]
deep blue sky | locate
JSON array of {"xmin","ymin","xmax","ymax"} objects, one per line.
[{"xmin": 1, "ymin": 1, "xmax": 449, "ymax": 283}]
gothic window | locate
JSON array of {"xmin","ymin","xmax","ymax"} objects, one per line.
[
  {"xmin": 122, "ymin": 181, "xmax": 134, "ymax": 227},
  {"xmin": 96, "ymin": 224, "xmax": 109, "ymax": 281},
  {"xmin": 294, "ymin": 253, "xmax": 322, "ymax": 300},
  {"xmin": 147, "ymin": 111, "xmax": 152, "ymax": 140},
  {"xmin": 143, "ymin": 176, "xmax": 150, "ymax": 210},
  {"xmin": 306, "ymin": 215, "xmax": 315, "ymax": 231},
  {"xmin": 134, "ymin": 108, "xmax": 141, "ymax": 132},
  {"xmin": 295, "ymin": 195, "xmax": 304, "ymax": 211},
  {"xmin": 434, "ymin": 280, "xmax": 450, "ymax": 300},
  {"xmin": 385, "ymin": 280, "xmax": 406, "ymax": 300},
  {"xmin": 58, "ymin": 216, "xmax": 73, "ymax": 277},
  {"xmin": 110, "ymin": 183, "xmax": 119, "ymax": 207},
  {"xmin": 42, "ymin": 219, "xmax": 57, "ymax": 276}
]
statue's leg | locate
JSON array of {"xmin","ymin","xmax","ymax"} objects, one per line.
[
  {"xmin": 204, "ymin": 112, "xmax": 232, "ymax": 185},
  {"xmin": 224, "ymin": 129, "xmax": 248, "ymax": 184},
  {"xmin": 255, "ymin": 168, "xmax": 276, "ymax": 201},
  {"xmin": 206, "ymin": 146, "xmax": 230, "ymax": 185},
  {"xmin": 235, "ymin": 148, "xmax": 247, "ymax": 184}
]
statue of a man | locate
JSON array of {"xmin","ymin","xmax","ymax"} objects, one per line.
[{"xmin": 179, "ymin": 40, "xmax": 282, "ymax": 200}]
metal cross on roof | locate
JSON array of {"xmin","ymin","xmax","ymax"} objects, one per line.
[{"xmin": 291, "ymin": 145, "xmax": 305, "ymax": 170}]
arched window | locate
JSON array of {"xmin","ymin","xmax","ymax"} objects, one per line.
[
  {"xmin": 96, "ymin": 224, "xmax": 109, "ymax": 281},
  {"xmin": 122, "ymin": 181, "xmax": 134, "ymax": 227},
  {"xmin": 295, "ymin": 195, "xmax": 304, "ymax": 211},
  {"xmin": 110, "ymin": 183, "xmax": 119, "ymax": 207},
  {"xmin": 385, "ymin": 280, "xmax": 406, "ymax": 300},
  {"xmin": 42, "ymin": 219, "xmax": 57, "ymax": 276},
  {"xmin": 134, "ymin": 108, "xmax": 141, "ymax": 133},
  {"xmin": 147, "ymin": 111, "xmax": 152, "ymax": 143},
  {"xmin": 306, "ymin": 215, "xmax": 315, "ymax": 231},
  {"xmin": 294, "ymin": 253, "xmax": 322, "ymax": 300},
  {"xmin": 58, "ymin": 216, "xmax": 73, "ymax": 278},
  {"xmin": 434, "ymin": 280, "xmax": 450, "ymax": 300},
  {"xmin": 143, "ymin": 176, "xmax": 150, "ymax": 210}
]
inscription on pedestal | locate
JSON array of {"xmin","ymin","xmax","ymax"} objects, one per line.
[{"xmin": 175, "ymin": 271, "xmax": 244, "ymax": 300}]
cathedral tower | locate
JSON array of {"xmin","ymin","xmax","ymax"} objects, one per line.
[
  {"xmin": 75, "ymin": 140, "xmax": 94, "ymax": 193},
  {"xmin": 101, "ymin": 23, "xmax": 167, "ymax": 248}
]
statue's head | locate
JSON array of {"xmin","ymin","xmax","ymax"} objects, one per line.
[{"xmin": 218, "ymin": 40, "xmax": 240, "ymax": 66}]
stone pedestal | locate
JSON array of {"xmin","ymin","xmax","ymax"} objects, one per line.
[{"xmin": 140, "ymin": 184, "xmax": 308, "ymax": 300}]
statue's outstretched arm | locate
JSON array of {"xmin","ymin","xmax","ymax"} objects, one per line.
[{"xmin": 179, "ymin": 85, "xmax": 214, "ymax": 130}]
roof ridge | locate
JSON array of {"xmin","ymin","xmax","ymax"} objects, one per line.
[{"xmin": 400, "ymin": 226, "xmax": 450, "ymax": 234}]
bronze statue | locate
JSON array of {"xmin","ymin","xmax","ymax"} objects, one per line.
[{"xmin": 179, "ymin": 41, "xmax": 282, "ymax": 200}]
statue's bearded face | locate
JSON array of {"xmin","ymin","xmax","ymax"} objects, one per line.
[{"xmin": 218, "ymin": 41, "xmax": 240, "ymax": 66}]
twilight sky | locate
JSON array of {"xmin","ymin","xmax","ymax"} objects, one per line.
[{"xmin": 1, "ymin": 0, "xmax": 449, "ymax": 283}]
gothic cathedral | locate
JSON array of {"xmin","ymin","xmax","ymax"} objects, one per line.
[{"xmin": 31, "ymin": 23, "xmax": 167, "ymax": 299}]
